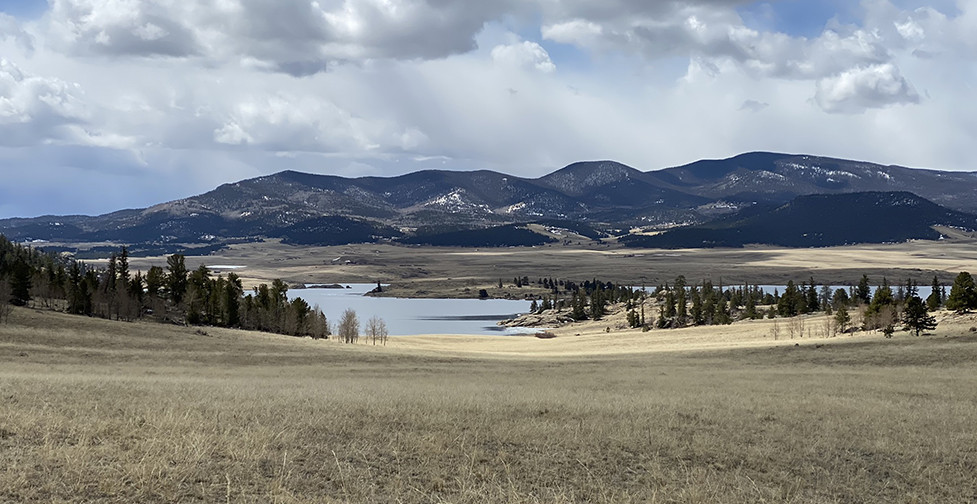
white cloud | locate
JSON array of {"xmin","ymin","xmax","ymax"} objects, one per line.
[
  {"xmin": 491, "ymin": 41, "xmax": 556, "ymax": 73},
  {"xmin": 0, "ymin": 13, "xmax": 34, "ymax": 52},
  {"xmin": 540, "ymin": 19, "xmax": 603, "ymax": 47},
  {"xmin": 814, "ymin": 63, "xmax": 920, "ymax": 113},
  {"xmin": 1, "ymin": 0, "xmax": 976, "ymax": 219},
  {"xmin": 0, "ymin": 58, "xmax": 89, "ymax": 146}
]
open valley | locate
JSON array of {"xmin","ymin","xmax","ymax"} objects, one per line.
[
  {"xmin": 3, "ymin": 301, "xmax": 977, "ymax": 503},
  {"xmin": 121, "ymin": 238, "xmax": 977, "ymax": 298}
]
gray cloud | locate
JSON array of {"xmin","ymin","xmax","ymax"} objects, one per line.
[
  {"xmin": 814, "ymin": 63, "xmax": 920, "ymax": 114},
  {"xmin": 739, "ymin": 99, "xmax": 769, "ymax": 112},
  {"xmin": 0, "ymin": 58, "xmax": 89, "ymax": 147},
  {"xmin": 43, "ymin": 0, "xmax": 516, "ymax": 75},
  {"xmin": 47, "ymin": 0, "xmax": 201, "ymax": 57}
]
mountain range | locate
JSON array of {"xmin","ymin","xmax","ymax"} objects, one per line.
[{"xmin": 2, "ymin": 152, "xmax": 976, "ymax": 251}]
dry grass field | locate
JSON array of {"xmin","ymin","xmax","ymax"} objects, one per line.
[{"xmin": 3, "ymin": 306, "xmax": 977, "ymax": 503}]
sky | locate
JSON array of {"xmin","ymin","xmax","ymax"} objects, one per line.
[{"xmin": 0, "ymin": 0, "xmax": 975, "ymax": 218}]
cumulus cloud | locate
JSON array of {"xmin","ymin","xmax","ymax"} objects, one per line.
[
  {"xmin": 541, "ymin": 3, "xmax": 895, "ymax": 81},
  {"xmin": 814, "ymin": 63, "xmax": 920, "ymax": 114},
  {"xmin": 0, "ymin": 58, "xmax": 89, "ymax": 146},
  {"xmin": 491, "ymin": 41, "xmax": 556, "ymax": 72},
  {"xmin": 212, "ymin": 93, "xmax": 429, "ymax": 154},
  {"xmin": 46, "ymin": 0, "xmax": 202, "ymax": 57},
  {"xmin": 42, "ymin": 0, "xmax": 516, "ymax": 75}
]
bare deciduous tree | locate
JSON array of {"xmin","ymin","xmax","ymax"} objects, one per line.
[
  {"xmin": 787, "ymin": 316, "xmax": 805, "ymax": 339},
  {"xmin": 819, "ymin": 315, "xmax": 836, "ymax": 339},
  {"xmin": 339, "ymin": 309, "xmax": 359, "ymax": 344},
  {"xmin": 366, "ymin": 315, "xmax": 388, "ymax": 346}
]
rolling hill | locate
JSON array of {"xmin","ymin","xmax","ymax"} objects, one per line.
[
  {"xmin": 1, "ymin": 152, "xmax": 975, "ymax": 251},
  {"xmin": 620, "ymin": 192, "xmax": 977, "ymax": 248}
]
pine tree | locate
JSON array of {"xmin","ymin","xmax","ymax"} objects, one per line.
[
  {"xmin": 778, "ymin": 280, "xmax": 800, "ymax": 317},
  {"xmin": 743, "ymin": 285, "xmax": 758, "ymax": 320},
  {"xmin": 166, "ymin": 254, "xmax": 188, "ymax": 305},
  {"xmin": 806, "ymin": 277, "xmax": 819, "ymax": 313},
  {"xmin": 9, "ymin": 258, "xmax": 32, "ymax": 306},
  {"xmin": 926, "ymin": 276, "xmax": 942, "ymax": 311},
  {"xmin": 715, "ymin": 296, "xmax": 731, "ymax": 325},
  {"xmin": 690, "ymin": 285, "xmax": 703, "ymax": 325},
  {"xmin": 674, "ymin": 276, "xmax": 687, "ymax": 326},
  {"xmin": 867, "ymin": 278, "xmax": 894, "ymax": 316},
  {"xmin": 834, "ymin": 306, "xmax": 851, "ymax": 334},
  {"xmin": 570, "ymin": 292, "xmax": 587, "ymax": 321},
  {"xmin": 832, "ymin": 288, "xmax": 849, "ymax": 310},
  {"xmin": 946, "ymin": 272, "xmax": 977, "ymax": 313},
  {"xmin": 903, "ymin": 295, "xmax": 937, "ymax": 336},
  {"xmin": 856, "ymin": 274, "xmax": 872, "ymax": 304}
]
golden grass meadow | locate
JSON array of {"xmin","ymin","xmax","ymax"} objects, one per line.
[{"xmin": 3, "ymin": 304, "xmax": 977, "ymax": 503}]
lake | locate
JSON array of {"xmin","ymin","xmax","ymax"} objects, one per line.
[
  {"xmin": 288, "ymin": 284, "xmax": 533, "ymax": 336},
  {"xmin": 288, "ymin": 283, "xmax": 938, "ymax": 336}
]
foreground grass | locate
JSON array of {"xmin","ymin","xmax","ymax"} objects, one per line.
[{"xmin": 2, "ymin": 308, "xmax": 977, "ymax": 503}]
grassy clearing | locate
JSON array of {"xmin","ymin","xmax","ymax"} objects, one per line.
[{"xmin": 2, "ymin": 307, "xmax": 977, "ymax": 503}]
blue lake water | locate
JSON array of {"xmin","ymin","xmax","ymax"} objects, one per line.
[
  {"xmin": 288, "ymin": 284, "xmax": 533, "ymax": 336},
  {"xmin": 287, "ymin": 283, "xmax": 937, "ymax": 336}
]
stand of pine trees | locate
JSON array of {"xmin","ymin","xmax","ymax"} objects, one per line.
[
  {"xmin": 0, "ymin": 235, "xmax": 329, "ymax": 338},
  {"xmin": 518, "ymin": 272, "xmax": 960, "ymax": 337}
]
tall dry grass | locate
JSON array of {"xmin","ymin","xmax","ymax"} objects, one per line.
[{"xmin": 2, "ymin": 307, "xmax": 977, "ymax": 503}]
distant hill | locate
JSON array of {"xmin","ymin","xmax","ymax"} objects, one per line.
[
  {"xmin": 621, "ymin": 192, "xmax": 977, "ymax": 248},
  {"xmin": 647, "ymin": 152, "xmax": 977, "ymax": 213},
  {"xmin": 2, "ymin": 152, "xmax": 976, "ymax": 252}
]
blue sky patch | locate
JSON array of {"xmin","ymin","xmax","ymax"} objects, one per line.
[
  {"xmin": 737, "ymin": 0, "xmax": 859, "ymax": 38},
  {"xmin": 0, "ymin": 0, "xmax": 47, "ymax": 19}
]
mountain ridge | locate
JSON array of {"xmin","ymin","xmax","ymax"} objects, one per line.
[{"xmin": 2, "ymin": 152, "xmax": 976, "ymax": 250}]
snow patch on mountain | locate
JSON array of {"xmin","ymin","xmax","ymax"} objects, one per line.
[{"xmin": 423, "ymin": 188, "xmax": 493, "ymax": 214}]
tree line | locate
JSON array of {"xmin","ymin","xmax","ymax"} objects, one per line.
[
  {"xmin": 519, "ymin": 271, "xmax": 977, "ymax": 337},
  {"xmin": 0, "ymin": 235, "xmax": 338, "ymax": 338}
]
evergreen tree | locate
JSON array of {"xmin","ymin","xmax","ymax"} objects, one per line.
[
  {"xmin": 926, "ymin": 276, "xmax": 942, "ymax": 311},
  {"xmin": 903, "ymin": 295, "xmax": 937, "ymax": 336},
  {"xmin": 743, "ymin": 285, "xmax": 758, "ymax": 320},
  {"xmin": 146, "ymin": 266, "xmax": 165, "ymax": 298},
  {"xmin": 166, "ymin": 254, "xmax": 188, "ymax": 304},
  {"xmin": 664, "ymin": 290, "xmax": 676, "ymax": 320},
  {"xmin": 777, "ymin": 280, "xmax": 800, "ymax": 317},
  {"xmin": 832, "ymin": 288, "xmax": 849, "ymax": 310},
  {"xmin": 9, "ymin": 258, "xmax": 32, "ymax": 306},
  {"xmin": 674, "ymin": 276, "xmax": 687, "ymax": 325},
  {"xmin": 589, "ymin": 287, "xmax": 605, "ymax": 320},
  {"xmin": 946, "ymin": 272, "xmax": 977, "ymax": 313},
  {"xmin": 856, "ymin": 274, "xmax": 872, "ymax": 304},
  {"xmin": 117, "ymin": 246, "xmax": 130, "ymax": 292},
  {"xmin": 570, "ymin": 292, "xmax": 587, "ymax": 321},
  {"xmin": 715, "ymin": 296, "xmax": 731, "ymax": 325},
  {"xmin": 541, "ymin": 296, "xmax": 552, "ymax": 311},
  {"xmin": 805, "ymin": 277, "xmax": 820, "ymax": 313},
  {"xmin": 834, "ymin": 305, "xmax": 851, "ymax": 334},
  {"xmin": 689, "ymin": 285, "xmax": 703, "ymax": 325},
  {"xmin": 867, "ymin": 278, "xmax": 894, "ymax": 316}
]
